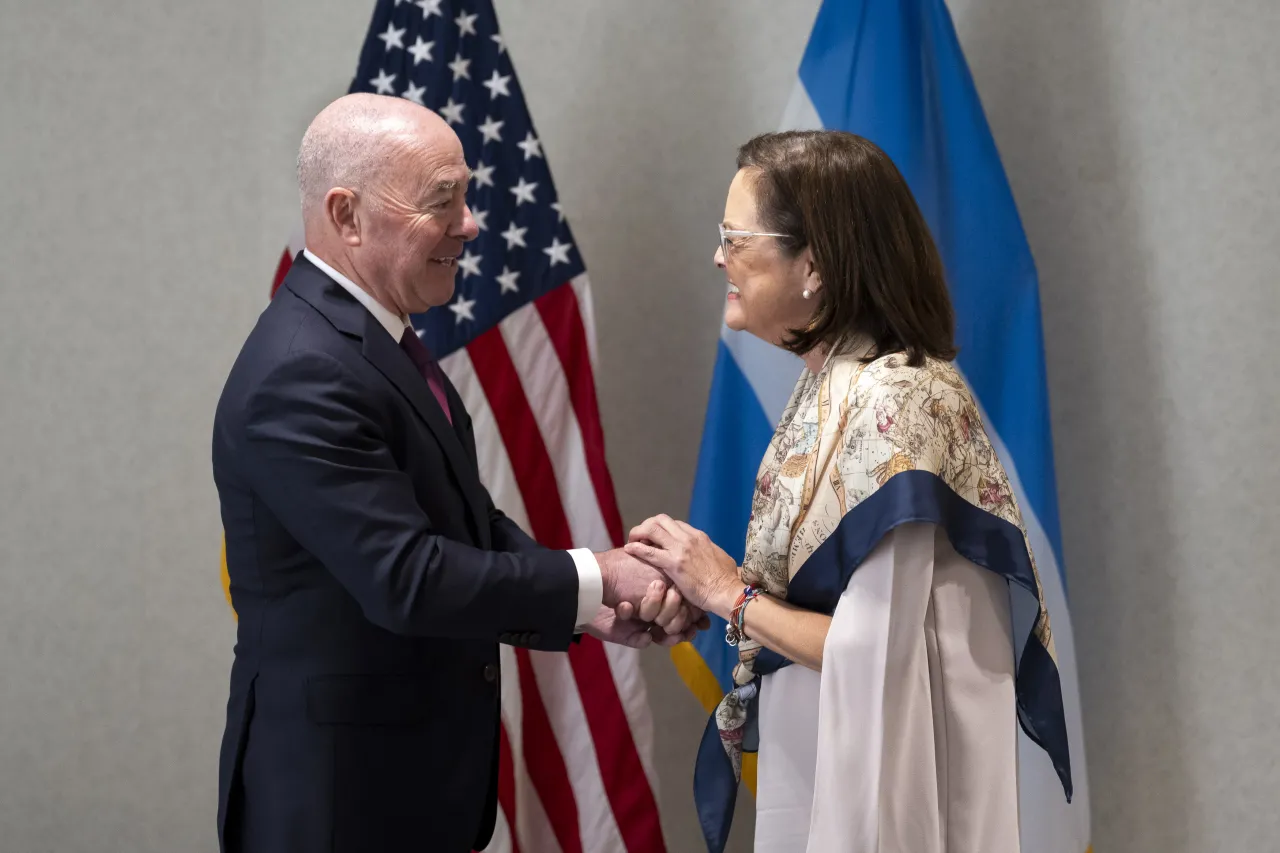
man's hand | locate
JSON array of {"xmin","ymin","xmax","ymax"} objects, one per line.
[
  {"xmin": 596, "ymin": 546, "xmax": 665, "ymax": 608},
  {"xmin": 595, "ymin": 548, "xmax": 708, "ymax": 636},
  {"xmin": 614, "ymin": 585, "xmax": 710, "ymax": 637},
  {"xmin": 582, "ymin": 586, "xmax": 697, "ymax": 649}
]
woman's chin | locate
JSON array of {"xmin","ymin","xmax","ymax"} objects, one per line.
[{"xmin": 723, "ymin": 301, "xmax": 747, "ymax": 331}]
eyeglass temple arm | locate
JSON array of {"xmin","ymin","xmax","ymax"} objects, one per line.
[{"xmin": 720, "ymin": 228, "xmax": 789, "ymax": 238}]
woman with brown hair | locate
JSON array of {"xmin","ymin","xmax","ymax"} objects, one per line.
[{"xmin": 627, "ymin": 131, "xmax": 1071, "ymax": 852}]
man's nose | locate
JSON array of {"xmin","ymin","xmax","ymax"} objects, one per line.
[{"xmin": 454, "ymin": 205, "xmax": 481, "ymax": 241}]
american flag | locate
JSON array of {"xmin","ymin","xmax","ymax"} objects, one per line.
[{"xmin": 267, "ymin": 1, "xmax": 667, "ymax": 851}]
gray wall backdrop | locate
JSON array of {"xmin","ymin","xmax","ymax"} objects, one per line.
[{"xmin": 1, "ymin": 0, "xmax": 1277, "ymax": 851}]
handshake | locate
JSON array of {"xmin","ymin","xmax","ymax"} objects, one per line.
[{"xmin": 585, "ymin": 514, "xmax": 742, "ymax": 650}]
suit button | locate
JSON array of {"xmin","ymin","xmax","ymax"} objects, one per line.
[
  {"xmin": 483, "ymin": 664, "xmax": 498, "ymax": 683},
  {"xmin": 527, "ymin": 633, "xmax": 541, "ymax": 645}
]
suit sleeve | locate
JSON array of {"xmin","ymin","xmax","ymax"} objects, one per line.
[
  {"xmin": 239, "ymin": 349, "xmax": 579, "ymax": 648},
  {"xmin": 488, "ymin": 497, "xmax": 541, "ymax": 554}
]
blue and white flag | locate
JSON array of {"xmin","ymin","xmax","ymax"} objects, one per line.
[{"xmin": 674, "ymin": 1, "xmax": 1091, "ymax": 849}]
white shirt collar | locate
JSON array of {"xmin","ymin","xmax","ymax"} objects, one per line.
[{"xmin": 303, "ymin": 248, "xmax": 408, "ymax": 342}]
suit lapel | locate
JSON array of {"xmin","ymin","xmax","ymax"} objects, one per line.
[
  {"xmin": 360, "ymin": 319, "xmax": 489, "ymax": 543},
  {"xmin": 284, "ymin": 256, "xmax": 491, "ymax": 546}
]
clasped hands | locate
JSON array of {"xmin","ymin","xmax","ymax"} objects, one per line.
[{"xmin": 588, "ymin": 515, "xmax": 741, "ymax": 650}]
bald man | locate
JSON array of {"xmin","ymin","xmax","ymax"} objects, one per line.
[{"xmin": 211, "ymin": 94, "xmax": 696, "ymax": 853}]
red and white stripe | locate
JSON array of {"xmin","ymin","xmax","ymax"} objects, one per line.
[
  {"xmin": 271, "ymin": 249, "xmax": 665, "ymax": 853},
  {"xmin": 451, "ymin": 275, "xmax": 664, "ymax": 853}
]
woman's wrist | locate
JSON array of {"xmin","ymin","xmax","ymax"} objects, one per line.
[{"xmin": 708, "ymin": 577, "xmax": 743, "ymax": 621}]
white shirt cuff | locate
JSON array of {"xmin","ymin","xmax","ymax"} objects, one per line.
[{"xmin": 567, "ymin": 548, "xmax": 603, "ymax": 631}]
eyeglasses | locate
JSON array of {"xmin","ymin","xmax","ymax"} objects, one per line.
[{"xmin": 719, "ymin": 223, "xmax": 787, "ymax": 262}]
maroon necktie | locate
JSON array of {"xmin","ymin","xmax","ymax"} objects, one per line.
[{"xmin": 399, "ymin": 327, "xmax": 453, "ymax": 426}]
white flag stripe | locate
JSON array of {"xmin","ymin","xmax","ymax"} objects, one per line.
[
  {"xmin": 602, "ymin": 643, "xmax": 659, "ymax": 793},
  {"xmin": 485, "ymin": 806, "xmax": 514, "ymax": 853},
  {"xmin": 440, "ymin": 347, "xmax": 532, "ymax": 535},
  {"xmin": 530, "ymin": 652, "xmax": 627, "ymax": 852},
  {"xmin": 778, "ymin": 77, "xmax": 823, "ymax": 133},
  {"xmin": 513, "ymin": 754, "xmax": 564, "ymax": 853},
  {"xmin": 480, "ymin": 646, "xmax": 524, "ymax": 853},
  {"xmin": 719, "ymin": 325, "xmax": 803, "ymax": 426},
  {"xmin": 499, "ymin": 304, "xmax": 612, "ymax": 550},
  {"xmin": 569, "ymin": 273, "xmax": 599, "ymax": 373}
]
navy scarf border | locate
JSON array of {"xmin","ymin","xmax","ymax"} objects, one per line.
[{"xmin": 693, "ymin": 469, "xmax": 1073, "ymax": 853}]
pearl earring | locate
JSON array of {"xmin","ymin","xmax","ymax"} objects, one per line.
[{"xmin": 802, "ymin": 288, "xmax": 813, "ymax": 300}]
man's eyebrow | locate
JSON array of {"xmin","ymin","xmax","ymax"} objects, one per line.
[{"xmin": 427, "ymin": 171, "xmax": 472, "ymax": 194}]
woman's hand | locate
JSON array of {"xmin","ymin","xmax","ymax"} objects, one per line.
[{"xmin": 624, "ymin": 515, "xmax": 742, "ymax": 620}]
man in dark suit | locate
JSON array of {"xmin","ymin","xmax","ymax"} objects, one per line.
[{"xmin": 212, "ymin": 93, "xmax": 698, "ymax": 853}]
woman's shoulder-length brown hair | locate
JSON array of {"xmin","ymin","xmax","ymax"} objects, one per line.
[{"xmin": 737, "ymin": 130, "xmax": 956, "ymax": 366}]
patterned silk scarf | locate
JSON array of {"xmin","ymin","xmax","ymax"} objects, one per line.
[{"xmin": 694, "ymin": 341, "xmax": 1072, "ymax": 853}]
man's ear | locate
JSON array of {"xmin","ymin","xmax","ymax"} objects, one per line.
[{"xmin": 325, "ymin": 188, "xmax": 362, "ymax": 247}]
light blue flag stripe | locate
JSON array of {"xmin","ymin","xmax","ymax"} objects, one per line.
[
  {"xmin": 687, "ymin": 338, "xmax": 777, "ymax": 694},
  {"xmin": 797, "ymin": 0, "xmax": 1065, "ymax": 569}
]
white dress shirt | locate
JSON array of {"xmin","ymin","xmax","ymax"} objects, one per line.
[{"xmin": 302, "ymin": 249, "xmax": 603, "ymax": 631}]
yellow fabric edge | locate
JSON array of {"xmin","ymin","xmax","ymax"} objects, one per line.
[
  {"xmin": 670, "ymin": 642, "xmax": 756, "ymax": 796},
  {"xmin": 220, "ymin": 536, "xmax": 237, "ymax": 621}
]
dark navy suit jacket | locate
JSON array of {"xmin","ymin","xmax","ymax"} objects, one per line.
[{"xmin": 212, "ymin": 255, "xmax": 580, "ymax": 853}]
